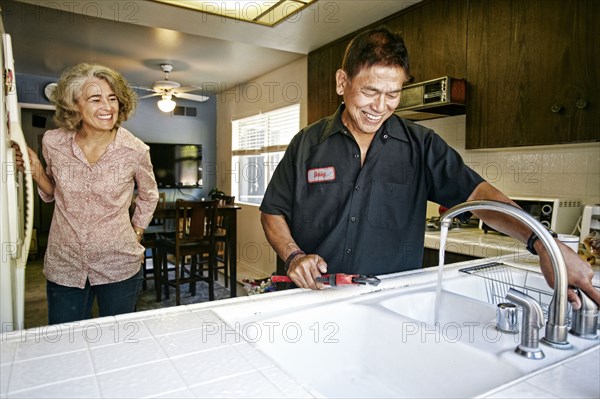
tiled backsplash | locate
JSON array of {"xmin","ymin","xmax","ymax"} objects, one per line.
[{"xmin": 418, "ymin": 116, "xmax": 600, "ymax": 211}]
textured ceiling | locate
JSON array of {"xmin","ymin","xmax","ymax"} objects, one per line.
[{"xmin": 2, "ymin": 0, "xmax": 419, "ymax": 93}]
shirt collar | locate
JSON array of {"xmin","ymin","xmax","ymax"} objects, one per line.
[
  {"xmin": 319, "ymin": 104, "xmax": 348, "ymax": 144},
  {"xmin": 67, "ymin": 126, "xmax": 128, "ymax": 149},
  {"xmin": 382, "ymin": 114, "xmax": 409, "ymax": 143},
  {"xmin": 320, "ymin": 103, "xmax": 409, "ymax": 143},
  {"xmin": 112, "ymin": 127, "xmax": 127, "ymax": 149}
]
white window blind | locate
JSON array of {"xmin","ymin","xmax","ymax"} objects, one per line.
[{"xmin": 231, "ymin": 103, "xmax": 300, "ymax": 205}]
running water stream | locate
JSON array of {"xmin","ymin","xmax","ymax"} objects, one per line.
[{"xmin": 434, "ymin": 224, "xmax": 449, "ymax": 324}]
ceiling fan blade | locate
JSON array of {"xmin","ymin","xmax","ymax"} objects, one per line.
[
  {"xmin": 132, "ymin": 86, "xmax": 157, "ymax": 93},
  {"xmin": 175, "ymin": 85, "xmax": 204, "ymax": 94},
  {"xmin": 139, "ymin": 93, "xmax": 162, "ymax": 99},
  {"xmin": 173, "ymin": 92, "xmax": 209, "ymax": 102}
]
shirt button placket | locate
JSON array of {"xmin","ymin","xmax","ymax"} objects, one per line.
[{"xmin": 344, "ymin": 145, "xmax": 363, "ymax": 269}]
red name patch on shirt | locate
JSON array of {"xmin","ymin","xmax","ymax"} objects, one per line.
[{"xmin": 307, "ymin": 166, "xmax": 336, "ymax": 183}]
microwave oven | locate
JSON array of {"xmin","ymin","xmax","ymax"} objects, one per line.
[
  {"xmin": 394, "ymin": 76, "xmax": 466, "ymax": 120},
  {"xmin": 480, "ymin": 197, "xmax": 582, "ymax": 234}
]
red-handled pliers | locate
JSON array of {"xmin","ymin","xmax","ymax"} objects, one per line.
[{"xmin": 271, "ymin": 273, "xmax": 381, "ymax": 286}]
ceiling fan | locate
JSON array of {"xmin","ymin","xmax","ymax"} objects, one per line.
[{"xmin": 136, "ymin": 64, "xmax": 208, "ymax": 113}]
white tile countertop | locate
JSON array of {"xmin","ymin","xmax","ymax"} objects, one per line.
[
  {"xmin": 425, "ymin": 227, "xmax": 529, "ymax": 259},
  {"xmin": 425, "ymin": 227, "xmax": 600, "ymax": 273},
  {"xmin": 1, "ymin": 245, "xmax": 598, "ymax": 397},
  {"xmin": 0, "ymin": 302, "xmax": 315, "ymax": 398}
]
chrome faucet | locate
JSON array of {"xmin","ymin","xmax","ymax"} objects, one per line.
[
  {"xmin": 569, "ymin": 288, "xmax": 599, "ymax": 339},
  {"xmin": 440, "ymin": 200, "xmax": 570, "ymax": 349}
]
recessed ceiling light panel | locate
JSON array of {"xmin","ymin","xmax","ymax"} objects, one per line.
[{"xmin": 151, "ymin": 0, "xmax": 317, "ymax": 27}]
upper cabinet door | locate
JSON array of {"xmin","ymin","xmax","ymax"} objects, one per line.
[
  {"xmin": 307, "ymin": 0, "xmax": 467, "ymax": 124},
  {"xmin": 466, "ymin": 0, "xmax": 599, "ymax": 149},
  {"xmin": 399, "ymin": 1, "xmax": 467, "ymax": 83},
  {"xmin": 307, "ymin": 40, "xmax": 348, "ymax": 125}
]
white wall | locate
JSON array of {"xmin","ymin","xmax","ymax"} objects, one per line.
[
  {"xmin": 418, "ymin": 115, "xmax": 600, "ymax": 218},
  {"xmin": 216, "ymin": 57, "xmax": 308, "ymax": 281}
]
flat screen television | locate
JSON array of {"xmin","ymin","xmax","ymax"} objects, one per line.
[{"xmin": 146, "ymin": 143, "xmax": 202, "ymax": 188}]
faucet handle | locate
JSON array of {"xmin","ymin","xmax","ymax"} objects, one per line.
[
  {"xmin": 496, "ymin": 303, "xmax": 519, "ymax": 333},
  {"xmin": 569, "ymin": 289, "xmax": 599, "ymax": 340}
]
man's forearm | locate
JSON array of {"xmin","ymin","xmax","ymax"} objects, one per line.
[
  {"xmin": 260, "ymin": 212, "xmax": 302, "ymax": 262},
  {"xmin": 468, "ymin": 182, "xmax": 532, "ymax": 244}
]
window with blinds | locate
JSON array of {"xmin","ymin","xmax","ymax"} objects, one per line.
[{"xmin": 231, "ymin": 103, "xmax": 300, "ymax": 205}]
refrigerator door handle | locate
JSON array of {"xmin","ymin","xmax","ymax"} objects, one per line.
[
  {"xmin": 3, "ymin": 32, "xmax": 35, "ymax": 330},
  {"xmin": 5, "ymin": 147, "xmax": 22, "ymax": 259}
]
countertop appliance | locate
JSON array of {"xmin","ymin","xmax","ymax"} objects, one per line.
[
  {"xmin": 1, "ymin": 20, "xmax": 34, "ymax": 332},
  {"xmin": 426, "ymin": 214, "xmax": 479, "ymax": 232},
  {"xmin": 580, "ymin": 204, "xmax": 600, "ymax": 243},
  {"xmin": 394, "ymin": 76, "xmax": 466, "ymax": 120},
  {"xmin": 480, "ymin": 197, "xmax": 582, "ymax": 235}
]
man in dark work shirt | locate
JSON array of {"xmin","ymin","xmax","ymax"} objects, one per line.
[{"xmin": 259, "ymin": 27, "xmax": 599, "ymax": 309}]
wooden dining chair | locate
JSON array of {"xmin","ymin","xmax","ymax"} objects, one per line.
[
  {"xmin": 155, "ymin": 199, "xmax": 218, "ymax": 305},
  {"xmin": 214, "ymin": 195, "xmax": 235, "ymax": 287}
]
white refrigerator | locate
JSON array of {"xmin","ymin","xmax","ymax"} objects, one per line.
[{"xmin": 1, "ymin": 16, "xmax": 35, "ymax": 332}]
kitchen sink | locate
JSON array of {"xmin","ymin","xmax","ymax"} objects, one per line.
[
  {"xmin": 237, "ymin": 298, "xmax": 522, "ymax": 398},
  {"xmin": 230, "ymin": 263, "xmax": 599, "ymax": 398},
  {"xmin": 377, "ymin": 288, "xmax": 496, "ymax": 326}
]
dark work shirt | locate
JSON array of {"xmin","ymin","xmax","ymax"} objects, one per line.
[{"xmin": 260, "ymin": 104, "xmax": 484, "ymax": 275}]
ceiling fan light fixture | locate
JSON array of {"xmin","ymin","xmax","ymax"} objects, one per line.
[{"xmin": 157, "ymin": 94, "xmax": 176, "ymax": 112}]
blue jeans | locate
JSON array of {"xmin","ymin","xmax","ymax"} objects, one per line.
[{"xmin": 46, "ymin": 269, "xmax": 143, "ymax": 325}]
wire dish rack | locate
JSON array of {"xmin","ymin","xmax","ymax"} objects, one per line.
[{"xmin": 459, "ymin": 262, "xmax": 599, "ymax": 329}]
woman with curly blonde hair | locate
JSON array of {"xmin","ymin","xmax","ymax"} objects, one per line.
[
  {"xmin": 14, "ymin": 63, "xmax": 159, "ymax": 325},
  {"xmin": 49, "ymin": 63, "xmax": 138, "ymax": 131}
]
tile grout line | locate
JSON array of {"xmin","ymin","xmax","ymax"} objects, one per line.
[{"xmin": 84, "ymin": 339, "xmax": 103, "ymax": 398}]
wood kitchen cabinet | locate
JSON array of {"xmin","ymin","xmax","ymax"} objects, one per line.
[
  {"xmin": 466, "ymin": 0, "xmax": 599, "ymax": 148},
  {"xmin": 307, "ymin": 40, "xmax": 348, "ymax": 124},
  {"xmin": 307, "ymin": 0, "xmax": 467, "ymax": 124},
  {"xmin": 389, "ymin": 1, "xmax": 467, "ymax": 84}
]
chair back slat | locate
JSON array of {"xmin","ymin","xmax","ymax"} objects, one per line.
[
  {"xmin": 174, "ymin": 199, "xmax": 217, "ymax": 243},
  {"xmin": 215, "ymin": 195, "xmax": 235, "ymax": 230},
  {"xmin": 188, "ymin": 207, "xmax": 207, "ymax": 239}
]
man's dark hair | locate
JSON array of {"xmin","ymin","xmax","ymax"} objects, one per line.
[{"xmin": 341, "ymin": 26, "xmax": 409, "ymax": 79}]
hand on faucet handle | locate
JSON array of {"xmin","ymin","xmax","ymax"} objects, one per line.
[{"xmin": 538, "ymin": 240, "xmax": 600, "ymax": 310}]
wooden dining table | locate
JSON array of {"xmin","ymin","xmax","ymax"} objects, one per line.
[{"xmin": 148, "ymin": 202, "xmax": 241, "ymax": 298}]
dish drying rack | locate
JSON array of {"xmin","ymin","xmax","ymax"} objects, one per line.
[{"xmin": 459, "ymin": 262, "xmax": 599, "ymax": 328}]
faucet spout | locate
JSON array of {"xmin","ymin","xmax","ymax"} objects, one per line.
[
  {"xmin": 440, "ymin": 200, "xmax": 570, "ymax": 348},
  {"xmin": 506, "ymin": 288, "xmax": 545, "ymax": 359}
]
